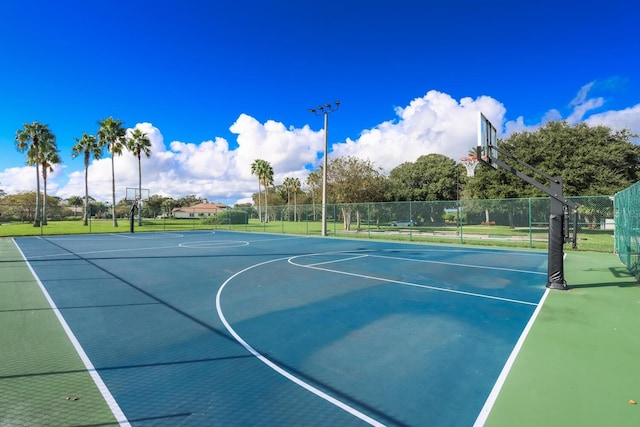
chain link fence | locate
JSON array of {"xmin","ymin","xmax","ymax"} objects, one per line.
[
  {"xmin": 1, "ymin": 196, "xmax": 615, "ymax": 252},
  {"xmin": 614, "ymin": 182, "xmax": 640, "ymax": 280},
  {"xmin": 226, "ymin": 196, "xmax": 612, "ymax": 252}
]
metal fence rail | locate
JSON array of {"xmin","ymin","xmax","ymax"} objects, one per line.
[
  {"xmin": 614, "ymin": 182, "xmax": 640, "ymax": 280},
  {"xmin": 233, "ymin": 196, "xmax": 613, "ymax": 252},
  {"xmin": 0, "ymin": 195, "xmax": 615, "ymax": 253}
]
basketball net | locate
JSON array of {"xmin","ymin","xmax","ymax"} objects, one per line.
[{"xmin": 460, "ymin": 156, "xmax": 479, "ymax": 178}]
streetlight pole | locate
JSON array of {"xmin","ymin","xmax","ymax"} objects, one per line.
[{"xmin": 309, "ymin": 101, "xmax": 340, "ymax": 236}]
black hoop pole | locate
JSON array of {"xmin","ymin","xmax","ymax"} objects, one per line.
[
  {"xmin": 129, "ymin": 199, "xmax": 138, "ymax": 233},
  {"xmin": 477, "ymin": 145, "xmax": 577, "ymax": 290}
]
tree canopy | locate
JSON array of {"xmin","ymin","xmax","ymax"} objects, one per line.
[
  {"xmin": 307, "ymin": 156, "xmax": 387, "ymax": 204},
  {"xmin": 97, "ymin": 117, "xmax": 127, "ymax": 226},
  {"xmin": 387, "ymin": 154, "xmax": 460, "ymax": 201},
  {"xmin": 467, "ymin": 121, "xmax": 640, "ymax": 199},
  {"xmin": 72, "ymin": 133, "xmax": 102, "ymax": 225},
  {"xmin": 15, "ymin": 122, "xmax": 56, "ymax": 226}
]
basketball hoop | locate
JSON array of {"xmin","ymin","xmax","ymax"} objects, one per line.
[{"xmin": 460, "ymin": 156, "xmax": 480, "ymax": 178}]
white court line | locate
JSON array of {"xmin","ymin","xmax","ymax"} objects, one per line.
[
  {"xmin": 23, "ymin": 244, "xmax": 185, "ymax": 259},
  {"xmin": 24, "ymin": 235, "xmax": 252, "ymax": 259},
  {"xmin": 246, "ymin": 235, "xmax": 308, "ymax": 244},
  {"xmin": 358, "ymin": 247, "xmax": 547, "ymax": 258},
  {"xmin": 307, "ymin": 254, "xmax": 369, "ymax": 267},
  {"xmin": 178, "ymin": 240, "xmax": 249, "ymax": 248},
  {"xmin": 12, "ymin": 239, "xmax": 130, "ymax": 427},
  {"xmin": 473, "ymin": 288, "xmax": 551, "ymax": 426},
  {"xmin": 40, "ymin": 231, "xmax": 192, "ymax": 241},
  {"xmin": 289, "ymin": 253, "xmax": 538, "ymax": 306},
  {"xmin": 216, "ymin": 257, "xmax": 386, "ymax": 427},
  {"xmin": 368, "ymin": 253, "xmax": 547, "ymax": 276},
  {"xmin": 108, "ymin": 232, "xmax": 189, "ymax": 239}
]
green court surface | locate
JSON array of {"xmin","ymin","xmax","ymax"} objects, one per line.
[
  {"xmin": 485, "ymin": 251, "xmax": 640, "ymax": 427},
  {"xmin": 0, "ymin": 238, "xmax": 118, "ymax": 426},
  {"xmin": 1, "ymin": 234, "xmax": 639, "ymax": 426}
]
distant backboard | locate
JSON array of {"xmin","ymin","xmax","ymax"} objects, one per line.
[
  {"xmin": 478, "ymin": 112, "xmax": 498, "ymax": 169},
  {"xmin": 125, "ymin": 187, "xmax": 150, "ymax": 201}
]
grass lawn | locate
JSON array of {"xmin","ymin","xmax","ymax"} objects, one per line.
[{"xmin": 0, "ymin": 218, "xmax": 615, "ymax": 253}]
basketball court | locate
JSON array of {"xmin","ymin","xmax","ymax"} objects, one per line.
[
  {"xmin": 3, "ymin": 230, "xmax": 550, "ymax": 426},
  {"xmin": 3, "ymin": 113, "xmax": 637, "ymax": 426}
]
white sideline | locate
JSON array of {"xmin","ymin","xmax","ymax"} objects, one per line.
[
  {"xmin": 472, "ymin": 287, "xmax": 551, "ymax": 426},
  {"xmin": 12, "ymin": 238, "xmax": 131, "ymax": 427}
]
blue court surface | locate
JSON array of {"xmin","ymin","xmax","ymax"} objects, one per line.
[{"xmin": 14, "ymin": 231, "xmax": 548, "ymax": 426}]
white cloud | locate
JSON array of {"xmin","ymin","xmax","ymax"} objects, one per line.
[
  {"xmin": 0, "ymin": 166, "xmax": 39, "ymax": 195},
  {"xmin": 52, "ymin": 120, "xmax": 326, "ymax": 205},
  {"xmin": 4, "ymin": 85, "xmax": 638, "ymax": 206},
  {"xmin": 502, "ymin": 82, "xmax": 639, "ymax": 139},
  {"xmin": 332, "ymin": 91, "xmax": 507, "ymax": 172},
  {"xmin": 230, "ymin": 114, "xmax": 321, "ymax": 181},
  {"xmin": 0, "ymin": 163, "xmax": 66, "ymax": 197},
  {"xmin": 584, "ymin": 103, "xmax": 640, "ymax": 136}
]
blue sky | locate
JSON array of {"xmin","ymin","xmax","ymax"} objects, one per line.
[{"xmin": 1, "ymin": 0, "xmax": 638, "ymax": 205}]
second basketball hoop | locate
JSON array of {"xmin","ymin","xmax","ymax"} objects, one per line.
[{"xmin": 460, "ymin": 155, "xmax": 480, "ymax": 178}]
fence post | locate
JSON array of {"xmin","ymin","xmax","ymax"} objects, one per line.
[
  {"xmin": 458, "ymin": 200, "xmax": 463, "ymax": 244},
  {"xmin": 528, "ymin": 198, "xmax": 533, "ymax": 248},
  {"xmin": 409, "ymin": 200, "xmax": 413, "ymax": 241},
  {"xmin": 367, "ymin": 203, "xmax": 371, "ymax": 239}
]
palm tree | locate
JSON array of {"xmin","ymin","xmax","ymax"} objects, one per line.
[
  {"xmin": 282, "ymin": 176, "xmax": 295, "ymax": 220},
  {"xmin": 15, "ymin": 122, "xmax": 52, "ymax": 227},
  {"xmin": 251, "ymin": 159, "xmax": 274, "ymax": 222},
  {"xmin": 283, "ymin": 177, "xmax": 296, "ymax": 220},
  {"xmin": 38, "ymin": 132, "xmax": 61, "ymax": 225},
  {"xmin": 291, "ymin": 177, "xmax": 301, "ymax": 221},
  {"xmin": 262, "ymin": 163, "xmax": 274, "ymax": 222},
  {"xmin": 67, "ymin": 195, "xmax": 83, "ymax": 218},
  {"xmin": 251, "ymin": 159, "xmax": 265, "ymax": 221},
  {"xmin": 306, "ymin": 174, "xmax": 321, "ymax": 221},
  {"xmin": 97, "ymin": 117, "xmax": 126, "ymax": 227},
  {"xmin": 126, "ymin": 128, "xmax": 152, "ymax": 225},
  {"xmin": 71, "ymin": 133, "xmax": 102, "ymax": 225}
]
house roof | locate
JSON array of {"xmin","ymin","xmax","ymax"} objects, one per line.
[{"xmin": 172, "ymin": 202, "xmax": 229, "ymax": 213}]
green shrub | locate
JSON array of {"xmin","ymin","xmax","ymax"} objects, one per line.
[{"xmin": 202, "ymin": 209, "xmax": 249, "ymax": 225}]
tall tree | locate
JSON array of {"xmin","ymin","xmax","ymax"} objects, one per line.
[
  {"xmin": 305, "ymin": 173, "xmax": 321, "ymax": 221},
  {"xmin": 251, "ymin": 159, "xmax": 264, "ymax": 221},
  {"xmin": 251, "ymin": 159, "xmax": 273, "ymax": 222},
  {"xmin": 143, "ymin": 194, "xmax": 166, "ymax": 219},
  {"xmin": 291, "ymin": 177, "xmax": 301, "ymax": 221},
  {"xmin": 307, "ymin": 156, "xmax": 386, "ymax": 230},
  {"xmin": 467, "ymin": 121, "xmax": 640, "ymax": 200},
  {"xmin": 71, "ymin": 133, "xmax": 103, "ymax": 225},
  {"xmin": 162, "ymin": 197, "xmax": 177, "ymax": 218},
  {"xmin": 67, "ymin": 195, "xmax": 83, "ymax": 218},
  {"xmin": 282, "ymin": 176, "xmax": 301, "ymax": 221},
  {"xmin": 126, "ymin": 128, "xmax": 152, "ymax": 225},
  {"xmin": 282, "ymin": 177, "xmax": 294, "ymax": 220},
  {"xmin": 175, "ymin": 194, "xmax": 206, "ymax": 207},
  {"xmin": 97, "ymin": 117, "xmax": 126, "ymax": 227},
  {"xmin": 262, "ymin": 162, "xmax": 274, "ymax": 223},
  {"xmin": 466, "ymin": 121, "xmax": 640, "ymax": 226},
  {"xmin": 388, "ymin": 154, "xmax": 459, "ymax": 202},
  {"xmin": 15, "ymin": 122, "xmax": 52, "ymax": 227},
  {"xmin": 37, "ymin": 131, "xmax": 61, "ymax": 225}
]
